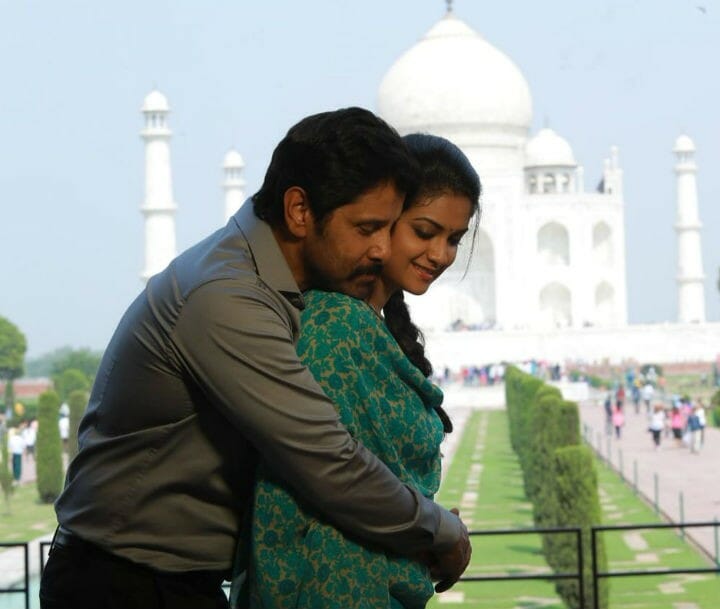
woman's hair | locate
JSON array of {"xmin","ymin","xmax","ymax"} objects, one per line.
[{"xmin": 383, "ymin": 134, "xmax": 482, "ymax": 433}]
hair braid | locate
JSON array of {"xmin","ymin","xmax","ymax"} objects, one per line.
[{"xmin": 384, "ymin": 291, "xmax": 453, "ymax": 433}]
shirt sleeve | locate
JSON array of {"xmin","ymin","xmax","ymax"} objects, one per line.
[{"xmin": 171, "ymin": 279, "xmax": 462, "ymax": 554}]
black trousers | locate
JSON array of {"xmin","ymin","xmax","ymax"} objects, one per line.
[{"xmin": 39, "ymin": 535, "xmax": 229, "ymax": 609}]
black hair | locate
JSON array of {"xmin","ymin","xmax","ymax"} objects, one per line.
[
  {"xmin": 383, "ymin": 133, "xmax": 482, "ymax": 434},
  {"xmin": 252, "ymin": 107, "xmax": 419, "ymax": 227}
]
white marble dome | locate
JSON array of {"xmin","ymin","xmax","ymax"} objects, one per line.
[
  {"xmin": 525, "ymin": 128, "xmax": 577, "ymax": 167},
  {"xmin": 378, "ymin": 12, "xmax": 532, "ymax": 134},
  {"xmin": 142, "ymin": 90, "xmax": 170, "ymax": 113},
  {"xmin": 223, "ymin": 149, "xmax": 245, "ymax": 169},
  {"xmin": 673, "ymin": 134, "xmax": 695, "ymax": 153}
]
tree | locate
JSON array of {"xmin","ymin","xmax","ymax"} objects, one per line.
[
  {"xmin": 50, "ymin": 348, "xmax": 102, "ymax": 382},
  {"xmin": 0, "ymin": 316, "xmax": 27, "ymax": 412},
  {"xmin": 53, "ymin": 368, "xmax": 90, "ymax": 402},
  {"xmin": 0, "ymin": 427, "xmax": 14, "ymax": 513},
  {"xmin": 36, "ymin": 390, "xmax": 64, "ymax": 503},
  {"xmin": 67, "ymin": 389, "xmax": 88, "ymax": 460}
]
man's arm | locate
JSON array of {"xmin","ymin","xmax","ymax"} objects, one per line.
[{"xmin": 171, "ymin": 279, "xmax": 467, "ymax": 569}]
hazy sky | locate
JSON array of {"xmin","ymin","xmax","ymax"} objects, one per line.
[{"xmin": 2, "ymin": 0, "xmax": 719, "ymax": 357}]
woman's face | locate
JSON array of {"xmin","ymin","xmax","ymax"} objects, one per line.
[{"xmin": 382, "ymin": 192, "xmax": 473, "ymax": 296}]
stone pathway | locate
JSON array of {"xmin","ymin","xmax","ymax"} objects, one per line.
[{"xmin": 579, "ymin": 392, "xmax": 720, "ymax": 561}]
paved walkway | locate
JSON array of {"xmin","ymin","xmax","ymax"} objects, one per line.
[{"xmin": 578, "ymin": 393, "xmax": 720, "ymax": 561}]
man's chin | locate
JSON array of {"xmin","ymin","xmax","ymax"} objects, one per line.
[{"xmin": 341, "ymin": 278, "xmax": 377, "ymax": 300}]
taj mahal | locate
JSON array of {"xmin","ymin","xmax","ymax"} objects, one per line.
[{"xmin": 138, "ymin": 8, "xmax": 720, "ymax": 367}]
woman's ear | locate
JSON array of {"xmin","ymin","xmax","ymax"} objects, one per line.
[{"xmin": 283, "ymin": 187, "xmax": 311, "ymax": 239}]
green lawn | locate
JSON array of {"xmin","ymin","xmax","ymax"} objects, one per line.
[
  {"xmin": 0, "ymin": 482, "xmax": 57, "ymax": 544},
  {"xmin": 430, "ymin": 410, "xmax": 564, "ymax": 608},
  {"xmin": 430, "ymin": 409, "xmax": 719, "ymax": 608}
]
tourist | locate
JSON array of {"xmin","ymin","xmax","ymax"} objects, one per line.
[
  {"xmin": 669, "ymin": 405, "xmax": 685, "ymax": 447},
  {"xmin": 648, "ymin": 404, "xmax": 666, "ymax": 450},
  {"xmin": 238, "ymin": 133, "xmax": 480, "ymax": 609},
  {"xmin": 687, "ymin": 405, "xmax": 703, "ymax": 453},
  {"xmin": 615, "ymin": 384, "xmax": 626, "ymax": 410},
  {"xmin": 40, "ymin": 108, "xmax": 470, "ymax": 609},
  {"xmin": 22, "ymin": 418, "xmax": 36, "ymax": 460},
  {"xmin": 603, "ymin": 391, "xmax": 613, "ymax": 436},
  {"xmin": 641, "ymin": 382, "xmax": 654, "ymax": 413},
  {"xmin": 695, "ymin": 397, "xmax": 707, "ymax": 447},
  {"xmin": 631, "ymin": 382, "xmax": 641, "ymax": 414},
  {"xmin": 9, "ymin": 425, "xmax": 25, "ymax": 484},
  {"xmin": 58, "ymin": 414, "xmax": 69, "ymax": 453},
  {"xmin": 612, "ymin": 404, "xmax": 625, "ymax": 439}
]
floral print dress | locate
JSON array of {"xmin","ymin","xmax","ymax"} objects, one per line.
[{"xmin": 237, "ymin": 290, "xmax": 445, "ymax": 609}]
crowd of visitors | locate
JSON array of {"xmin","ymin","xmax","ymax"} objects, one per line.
[{"xmin": 598, "ymin": 367, "xmax": 709, "ymax": 454}]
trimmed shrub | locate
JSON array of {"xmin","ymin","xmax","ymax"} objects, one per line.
[
  {"xmin": 0, "ymin": 428, "xmax": 13, "ymax": 511},
  {"xmin": 711, "ymin": 389, "xmax": 720, "ymax": 427},
  {"xmin": 547, "ymin": 445, "xmax": 608, "ymax": 609},
  {"xmin": 67, "ymin": 389, "xmax": 88, "ymax": 460},
  {"xmin": 712, "ymin": 406, "xmax": 720, "ymax": 428},
  {"xmin": 528, "ymin": 395, "xmax": 580, "ymax": 519},
  {"xmin": 640, "ymin": 363, "xmax": 663, "ymax": 379},
  {"xmin": 36, "ymin": 390, "xmax": 64, "ymax": 503},
  {"xmin": 557, "ymin": 400, "xmax": 581, "ymax": 446},
  {"xmin": 53, "ymin": 368, "xmax": 90, "ymax": 402},
  {"xmin": 526, "ymin": 391, "xmax": 562, "ymax": 503},
  {"xmin": 505, "ymin": 366, "xmax": 543, "ymax": 464}
]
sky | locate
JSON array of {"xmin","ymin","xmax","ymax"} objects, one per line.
[{"xmin": 1, "ymin": 0, "xmax": 719, "ymax": 357}]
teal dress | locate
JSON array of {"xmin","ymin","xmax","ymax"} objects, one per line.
[{"xmin": 238, "ymin": 290, "xmax": 445, "ymax": 609}]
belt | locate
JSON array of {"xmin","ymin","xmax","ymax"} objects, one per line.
[
  {"xmin": 53, "ymin": 526, "xmax": 90, "ymax": 550},
  {"xmin": 51, "ymin": 527, "xmax": 228, "ymax": 585}
]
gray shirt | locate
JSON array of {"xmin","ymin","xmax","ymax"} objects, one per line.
[{"xmin": 56, "ymin": 202, "xmax": 461, "ymax": 574}]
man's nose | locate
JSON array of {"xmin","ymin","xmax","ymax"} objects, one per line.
[{"xmin": 368, "ymin": 230, "xmax": 392, "ymax": 263}]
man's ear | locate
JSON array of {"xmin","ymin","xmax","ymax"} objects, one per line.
[{"xmin": 283, "ymin": 187, "xmax": 312, "ymax": 239}]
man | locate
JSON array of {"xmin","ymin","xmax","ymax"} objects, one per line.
[
  {"xmin": 40, "ymin": 108, "xmax": 470, "ymax": 609},
  {"xmin": 9, "ymin": 424, "xmax": 25, "ymax": 484}
]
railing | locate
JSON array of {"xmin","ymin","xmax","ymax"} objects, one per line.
[
  {"xmin": 590, "ymin": 521, "xmax": 720, "ymax": 609},
  {"xmin": 0, "ymin": 542, "xmax": 29, "ymax": 609},
  {"xmin": 464, "ymin": 526, "xmax": 585, "ymax": 606},
  {"xmin": 4, "ymin": 522, "xmax": 720, "ymax": 609}
]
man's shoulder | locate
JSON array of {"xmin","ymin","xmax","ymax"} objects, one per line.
[{"xmin": 171, "ymin": 224, "xmax": 258, "ymax": 298}]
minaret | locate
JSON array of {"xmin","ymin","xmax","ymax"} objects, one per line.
[
  {"xmin": 601, "ymin": 146, "xmax": 623, "ymax": 196},
  {"xmin": 140, "ymin": 90, "xmax": 177, "ymax": 283},
  {"xmin": 223, "ymin": 149, "xmax": 246, "ymax": 222},
  {"xmin": 674, "ymin": 134, "xmax": 706, "ymax": 323}
]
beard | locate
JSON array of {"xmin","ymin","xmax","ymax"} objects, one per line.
[{"xmin": 305, "ymin": 257, "xmax": 383, "ymax": 299}]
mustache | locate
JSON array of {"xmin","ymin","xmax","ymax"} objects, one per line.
[{"xmin": 348, "ymin": 263, "xmax": 383, "ymax": 279}]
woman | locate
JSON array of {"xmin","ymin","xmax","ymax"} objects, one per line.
[
  {"xmin": 670, "ymin": 405, "xmax": 684, "ymax": 447},
  {"xmin": 235, "ymin": 133, "xmax": 481, "ymax": 609},
  {"xmin": 648, "ymin": 403, "xmax": 666, "ymax": 450}
]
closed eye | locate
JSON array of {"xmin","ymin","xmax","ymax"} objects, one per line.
[
  {"xmin": 357, "ymin": 222, "xmax": 384, "ymax": 235},
  {"xmin": 413, "ymin": 227, "xmax": 435, "ymax": 240}
]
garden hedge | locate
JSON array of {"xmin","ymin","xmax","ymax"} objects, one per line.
[{"xmin": 36, "ymin": 390, "xmax": 64, "ymax": 503}]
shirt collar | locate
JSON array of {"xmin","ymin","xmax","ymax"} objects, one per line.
[{"xmin": 233, "ymin": 200, "xmax": 305, "ymax": 310}]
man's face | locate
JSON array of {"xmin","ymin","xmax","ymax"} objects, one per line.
[{"xmin": 303, "ymin": 181, "xmax": 404, "ymax": 299}]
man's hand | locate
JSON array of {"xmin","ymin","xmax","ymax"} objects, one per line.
[{"xmin": 429, "ymin": 508, "xmax": 471, "ymax": 593}]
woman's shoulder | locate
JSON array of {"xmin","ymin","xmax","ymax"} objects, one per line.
[{"xmin": 301, "ymin": 290, "xmax": 378, "ymax": 329}]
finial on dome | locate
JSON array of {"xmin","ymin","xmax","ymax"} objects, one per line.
[{"xmin": 445, "ymin": 0, "xmax": 453, "ymax": 14}]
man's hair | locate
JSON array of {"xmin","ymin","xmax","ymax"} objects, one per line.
[{"xmin": 252, "ymin": 107, "xmax": 419, "ymax": 227}]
